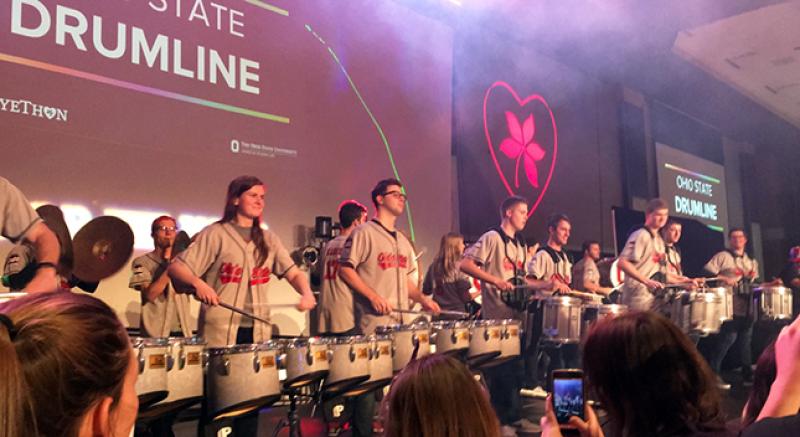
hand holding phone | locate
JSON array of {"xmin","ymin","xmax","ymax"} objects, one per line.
[{"xmin": 552, "ymin": 369, "xmax": 585, "ymax": 427}]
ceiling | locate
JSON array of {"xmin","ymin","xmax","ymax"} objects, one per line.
[{"xmin": 674, "ymin": 2, "xmax": 800, "ymax": 128}]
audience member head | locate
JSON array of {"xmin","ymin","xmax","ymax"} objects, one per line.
[
  {"xmin": 582, "ymin": 311, "xmax": 725, "ymax": 437},
  {"xmin": 742, "ymin": 341, "xmax": 778, "ymax": 427},
  {"xmin": 0, "ymin": 291, "xmax": 136, "ymax": 437},
  {"xmin": 382, "ymin": 353, "xmax": 500, "ymax": 437}
]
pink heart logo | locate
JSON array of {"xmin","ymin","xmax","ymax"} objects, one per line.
[{"xmin": 483, "ymin": 81, "xmax": 558, "ymax": 217}]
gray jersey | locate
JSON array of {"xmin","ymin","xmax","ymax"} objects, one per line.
[
  {"xmin": 317, "ymin": 235, "xmax": 354, "ymax": 334},
  {"xmin": 463, "ymin": 229, "xmax": 526, "ymax": 320},
  {"xmin": 176, "ymin": 222, "xmax": 296, "ymax": 347},
  {"xmin": 665, "ymin": 245, "xmax": 683, "ymax": 277},
  {"xmin": 0, "ymin": 177, "xmax": 40, "ymax": 243},
  {"xmin": 339, "ymin": 220, "xmax": 417, "ymax": 335},
  {"xmin": 527, "ymin": 247, "xmax": 572, "ymax": 295},
  {"xmin": 130, "ymin": 252, "xmax": 193, "ymax": 338},
  {"xmin": 705, "ymin": 250, "xmax": 759, "ymax": 316},
  {"xmin": 620, "ymin": 228, "xmax": 666, "ymax": 311},
  {"xmin": 572, "ymin": 257, "xmax": 600, "ymax": 292}
]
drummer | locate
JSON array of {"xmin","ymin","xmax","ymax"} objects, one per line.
[
  {"xmin": 167, "ymin": 176, "xmax": 316, "ymax": 433},
  {"xmin": 0, "ymin": 176, "xmax": 60, "ymax": 292},
  {"xmin": 460, "ymin": 196, "xmax": 555, "ymax": 434},
  {"xmin": 338, "ymin": 178, "xmax": 440, "ymax": 437},
  {"xmin": 779, "ymin": 246, "xmax": 800, "ymax": 318},
  {"xmin": 702, "ymin": 228, "xmax": 760, "ymax": 387},
  {"xmin": 571, "ymin": 240, "xmax": 614, "ymax": 297},
  {"xmin": 617, "ymin": 198, "xmax": 668, "ymax": 312},
  {"xmin": 129, "ymin": 216, "xmax": 193, "ymax": 338},
  {"xmin": 317, "ymin": 200, "xmax": 367, "ymax": 336},
  {"xmin": 660, "ymin": 219, "xmax": 698, "ymax": 286},
  {"xmin": 527, "ymin": 213, "xmax": 579, "ymax": 374}
]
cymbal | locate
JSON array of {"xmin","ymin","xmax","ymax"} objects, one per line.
[
  {"xmin": 35, "ymin": 204, "xmax": 74, "ymax": 275},
  {"xmin": 72, "ymin": 216, "xmax": 134, "ymax": 282},
  {"xmin": 173, "ymin": 230, "xmax": 191, "ymax": 256}
]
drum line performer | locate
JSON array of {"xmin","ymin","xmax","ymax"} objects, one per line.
[
  {"xmin": 459, "ymin": 195, "xmax": 555, "ymax": 434},
  {"xmin": 338, "ymin": 178, "xmax": 440, "ymax": 437}
]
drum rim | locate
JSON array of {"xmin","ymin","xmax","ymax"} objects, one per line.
[
  {"xmin": 207, "ymin": 341, "xmax": 282, "ymax": 355},
  {"xmin": 544, "ymin": 296, "xmax": 583, "ymax": 305},
  {"xmin": 329, "ymin": 335, "xmax": 369, "ymax": 345},
  {"xmin": 131, "ymin": 337, "xmax": 169, "ymax": 347},
  {"xmin": 432, "ymin": 320, "xmax": 471, "ymax": 329},
  {"xmin": 167, "ymin": 336, "xmax": 207, "ymax": 346}
]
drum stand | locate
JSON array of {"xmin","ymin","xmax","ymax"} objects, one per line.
[{"xmin": 271, "ymin": 387, "xmax": 304, "ymax": 437}]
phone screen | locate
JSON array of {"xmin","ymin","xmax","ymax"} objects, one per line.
[{"xmin": 552, "ymin": 376, "xmax": 584, "ymax": 424}]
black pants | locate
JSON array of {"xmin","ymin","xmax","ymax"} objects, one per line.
[
  {"xmin": 704, "ymin": 316, "xmax": 754, "ymax": 375},
  {"xmin": 485, "ymin": 357, "xmax": 524, "ymax": 425}
]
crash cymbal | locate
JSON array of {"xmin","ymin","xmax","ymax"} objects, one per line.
[
  {"xmin": 72, "ymin": 216, "xmax": 134, "ymax": 282},
  {"xmin": 35, "ymin": 204, "xmax": 74, "ymax": 274},
  {"xmin": 173, "ymin": 230, "xmax": 191, "ymax": 256}
]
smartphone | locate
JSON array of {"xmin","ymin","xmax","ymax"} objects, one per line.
[{"xmin": 551, "ymin": 369, "xmax": 585, "ymax": 426}]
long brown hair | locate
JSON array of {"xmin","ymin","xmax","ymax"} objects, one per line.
[
  {"xmin": 582, "ymin": 311, "xmax": 726, "ymax": 437},
  {"xmin": 219, "ymin": 175, "xmax": 269, "ymax": 266},
  {"xmin": 382, "ymin": 353, "xmax": 500, "ymax": 437},
  {"xmin": 0, "ymin": 291, "xmax": 131, "ymax": 437},
  {"xmin": 743, "ymin": 341, "xmax": 778, "ymax": 427},
  {"xmin": 431, "ymin": 232, "xmax": 464, "ymax": 289}
]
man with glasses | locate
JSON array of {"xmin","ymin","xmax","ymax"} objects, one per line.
[
  {"xmin": 129, "ymin": 215, "xmax": 193, "ymax": 338},
  {"xmin": 339, "ymin": 178, "xmax": 440, "ymax": 437}
]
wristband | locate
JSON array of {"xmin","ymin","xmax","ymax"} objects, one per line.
[{"xmin": 36, "ymin": 262, "xmax": 58, "ymax": 271}]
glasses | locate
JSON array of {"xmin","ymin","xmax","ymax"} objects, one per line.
[
  {"xmin": 381, "ymin": 191, "xmax": 407, "ymax": 201},
  {"xmin": 156, "ymin": 225, "xmax": 178, "ymax": 233}
]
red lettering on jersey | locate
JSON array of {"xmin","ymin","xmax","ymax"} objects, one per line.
[
  {"xmin": 502, "ymin": 258, "xmax": 524, "ymax": 272},
  {"xmin": 220, "ymin": 262, "xmax": 243, "ymax": 284},
  {"xmin": 324, "ymin": 260, "xmax": 340, "ymax": 280},
  {"xmin": 377, "ymin": 252, "xmax": 409, "ymax": 270},
  {"xmin": 652, "ymin": 253, "xmax": 666, "ymax": 264},
  {"xmin": 250, "ymin": 266, "xmax": 272, "ymax": 286}
]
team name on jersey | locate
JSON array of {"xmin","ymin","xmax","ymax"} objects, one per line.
[
  {"xmin": 219, "ymin": 262, "xmax": 271, "ymax": 285},
  {"xmin": 377, "ymin": 252, "xmax": 408, "ymax": 270},
  {"xmin": 503, "ymin": 258, "xmax": 524, "ymax": 272}
]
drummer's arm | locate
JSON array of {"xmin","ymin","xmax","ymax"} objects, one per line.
[
  {"xmin": 141, "ymin": 270, "xmax": 171, "ymax": 303},
  {"xmin": 284, "ymin": 267, "xmax": 317, "ymax": 310},
  {"xmin": 408, "ymin": 279, "xmax": 440, "ymax": 314},
  {"xmin": 582, "ymin": 278, "xmax": 613, "ymax": 296},
  {"xmin": 339, "ymin": 265, "xmax": 392, "ymax": 314},
  {"xmin": 459, "ymin": 258, "xmax": 511, "ymax": 290},
  {"xmin": 167, "ymin": 260, "xmax": 220, "ymax": 305},
  {"xmin": 21, "ymin": 221, "xmax": 60, "ymax": 293},
  {"xmin": 618, "ymin": 258, "xmax": 662, "ymax": 290}
]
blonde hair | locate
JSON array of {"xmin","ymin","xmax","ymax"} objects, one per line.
[{"xmin": 431, "ymin": 233, "xmax": 464, "ymax": 289}]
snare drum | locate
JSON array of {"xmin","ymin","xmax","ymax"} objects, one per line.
[
  {"xmin": 497, "ymin": 319, "xmax": 521, "ymax": 363},
  {"xmin": 467, "ymin": 320, "xmax": 502, "ymax": 366},
  {"xmin": 431, "ymin": 320, "xmax": 470, "ymax": 355},
  {"xmin": 756, "ymin": 285, "xmax": 793, "ymax": 321},
  {"xmin": 376, "ymin": 324, "xmax": 431, "ymax": 372},
  {"xmin": 542, "ymin": 297, "xmax": 582, "ymax": 344},
  {"xmin": 158, "ymin": 336, "xmax": 205, "ymax": 406},
  {"xmin": 132, "ymin": 337, "xmax": 169, "ymax": 408},
  {"xmin": 281, "ymin": 337, "xmax": 331, "ymax": 388},
  {"xmin": 706, "ymin": 286, "xmax": 733, "ymax": 322},
  {"xmin": 581, "ymin": 304, "xmax": 627, "ymax": 340},
  {"xmin": 670, "ymin": 291, "xmax": 722, "ymax": 336},
  {"xmin": 323, "ymin": 336, "xmax": 370, "ymax": 396},
  {"xmin": 206, "ymin": 342, "xmax": 282, "ymax": 420},
  {"xmin": 346, "ymin": 334, "xmax": 394, "ymax": 397}
]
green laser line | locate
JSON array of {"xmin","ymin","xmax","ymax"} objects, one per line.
[{"xmin": 305, "ymin": 24, "xmax": 416, "ymax": 242}]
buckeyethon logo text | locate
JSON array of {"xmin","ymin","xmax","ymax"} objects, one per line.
[{"xmin": 0, "ymin": 96, "xmax": 68, "ymax": 122}]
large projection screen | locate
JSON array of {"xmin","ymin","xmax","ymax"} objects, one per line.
[{"xmin": 0, "ymin": 0, "xmax": 454, "ymax": 332}]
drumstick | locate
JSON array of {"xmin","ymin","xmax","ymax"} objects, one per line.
[
  {"xmin": 391, "ymin": 308, "xmax": 470, "ymax": 318},
  {"xmin": 218, "ymin": 302, "xmax": 272, "ymax": 325}
]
